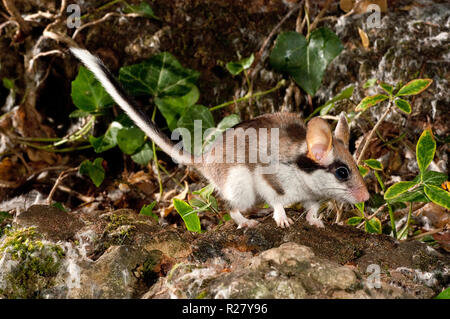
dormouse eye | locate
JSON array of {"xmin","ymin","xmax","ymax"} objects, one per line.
[{"xmin": 335, "ymin": 166, "xmax": 350, "ymax": 181}]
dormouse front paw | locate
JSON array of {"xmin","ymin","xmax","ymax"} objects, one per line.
[{"xmin": 273, "ymin": 207, "xmax": 293, "ymax": 228}]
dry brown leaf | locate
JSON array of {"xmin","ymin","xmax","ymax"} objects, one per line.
[
  {"xmin": 358, "ymin": 27, "xmax": 370, "ymax": 48},
  {"xmin": 161, "ymin": 181, "xmax": 189, "ymax": 217},
  {"xmin": 340, "ymin": 0, "xmax": 387, "ymax": 14}
]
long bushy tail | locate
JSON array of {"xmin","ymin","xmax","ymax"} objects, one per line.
[{"xmin": 70, "ymin": 47, "xmax": 193, "ymax": 165}]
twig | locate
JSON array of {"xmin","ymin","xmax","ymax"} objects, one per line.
[
  {"xmin": 247, "ymin": 0, "xmax": 305, "ymax": 80},
  {"xmin": 46, "ymin": 167, "xmax": 79, "ymax": 204},
  {"xmin": 410, "ymin": 227, "xmax": 446, "ymax": 241},
  {"xmin": 2, "ymin": 0, "xmax": 32, "ymax": 34},
  {"xmin": 28, "ymin": 49, "xmax": 65, "ymax": 72},
  {"xmin": 72, "ymin": 12, "xmax": 141, "ymax": 40},
  {"xmin": 356, "ymin": 100, "xmax": 393, "ymax": 165},
  {"xmin": 308, "ymin": 0, "xmax": 333, "ymax": 33},
  {"xmin": 209, "ymin": 79, "xmax": 286, "ymax": 111}
]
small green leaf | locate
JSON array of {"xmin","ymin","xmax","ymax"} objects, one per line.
[
  {"xmin": 416, "ymin": 128, "xmax": 436, "ymax": 175},
  {"xmin": 384, "ymin": 181, "xmax": 417, "ymax": 200},
  {"xmin": 394, "ymin": 98, "xmax": 412, "ymax": 114},
  {"xmin": 387, "ymin": 186, "xmax": 429, "ymax": 204},
  {"xmin": 355, "ymin": 202, "xmax": 365, "ymax": 215},
  {"xmin": 424, "ymin": 185, "xmax": 450, "ymax": 210},
  {"xmin": 363, "ymin": 159, "xmax": 383, "ymax": 171},
  {"xmin": 306, "ymin": 86, "xmax": 354, "ymax": 121},
  {"xmin": 226, "ymin": 54, "xmax": 254, "ymax": 75},
  {"xmin": 379, "ymin": 82, "xmax": 393, "ymax": 95},
  {"xmin": 79, "ymin": 158, "xmax": 105, "ymax": 187},
  {"xmin": 140, "ymin": 202, "xmax": 158, "ymax": 221},
  {"xmin": 363, "ymin": 78, "xmax": 377, "ymax": 88},
  {"xmin": 358, "ymin": 165, "xmax": 369, "ymax": 177},
  {"xmin": 71, "ymin": 66, "xmax": 114, "ymax": 112},
  {"xmin": 69, "ymin": 109, "xmax": 91, "ymax": 118},
  {"xmin": 434, "ymin": 287, "xmax": 450, "ymax": 299},
  {"xmin": 51, "ymin": 202, "xmax": 67, "ymax": 212},
  {"xmin": 396, "ymin": 79, "xmax": 432, "ymax": 96},
  {"xmin": 116, "ymin": 126, "xmax": 146, "ymax": 155},
  {"xmin": 355, "ymin": 94, "xmax": 389, "ymax": 112},
  {"xmin": 2, "ymin": 78, "xmax": 14, "ymax": 90},
  {"xmin": 346, "ymin": 216, "xmax": 364, "ymax": 226},
  {"xmin": 124, "ymin": 2, "xmax": 157, "ymax": 19},
  {"xmin": 131, "ymin": 142, "xmax": 153, "ymax": 165},
  {"xmin": 173, "ymin": 198, "xmax": 201, "ymax": 233},
  {"xmin": 365, "ymin": 217, "xmax": 382, "ymax": 234}
]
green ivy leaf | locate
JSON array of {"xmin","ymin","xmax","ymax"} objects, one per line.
[
  {"xmin": 154, "ymin": 83, "xmax": 200, "ymax": 131},
  {"xmin": 416, "ymin": 128, "xmax": 436, "ymax": 176},
  {"xmin": 363, "ymin": 159, "xmax": 383, "ymax": 171},
  {"xmin": 89, "ymin": 122, "xmax": 122, "ymax": 153},
  {"xmin": 379, "ymin": 82, "xmax": 393, "ymax": 95},
  {"xmin": 424, "ymin": 185, "xmax": 450, "ymax": 210},
  {"xmin": 119, "ymin": 52, "xmax": 199, "ymax": 98},
  {"xmin": 394, "ymin": 98, "xmax": 412, "ymax": 114},
  {"xmin": 396, "ymin": 79, "xmax": 433, "ymax": 96},
  {"xmin": 203, "ymin": 114, "xmax": 241, "ymax": 149},
  {"xmin": 116, "ymin": 126, "xmax": 146, "ymax": 155},
  {"xmin": 346, "ymin": 216, "xmax": 364, "ymax": 226},
  {"xmin": 384, "ymin": 181, "xmax": 417, "ymax": 200},
  {"xmin": 355, "ymin": 94, "xmax": 389, "ymax": 112},
  {"xmin": 71, "ymin": 66, "xmax": 114, "ymax": 112},
  {"xmin": 269, "ymin": 31, "xmax": 307, "ymax": 73},
  {"xmin": 131, "ymin": 142, "xmax": 153, "ymax": 165},
  {"xmin": 365, "ymin": 217, "xmax": 382, "ymax": 234},
  {"xmin": 177, "ymin": 105, "xmax": 215, "ymax": 154},
  {"xmin": 140, "ymin": 202, "xmax": 158, "ymax": 221},
  {"xmin": 270, "ymin": 28, "xmax": 343, "ymax": 96},
  {"xmin": 79, "ymin": 158, "xmax": 105, "ymax": 187},
  {"xmin": 226, "ymin": 54, "xmax": 254, "ymax": 75},
  {"xmin": 173, "ymin": 198, "xmax": 201, "ymax": 233}
]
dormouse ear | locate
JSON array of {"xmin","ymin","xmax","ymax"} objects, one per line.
[
  {"xmin": 334, "ymin": 112, "xmax": 350, "ymax": 147},
  {"xmin": 306, "ymin": 117, "xmax": 332, "ymax": 163}
]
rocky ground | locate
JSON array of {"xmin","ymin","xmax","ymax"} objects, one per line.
[{"xmin": 0, "ymin": 205, "xmax": 448, "ymax": 298}]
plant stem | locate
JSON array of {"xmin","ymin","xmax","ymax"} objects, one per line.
[
  {"xmin": 151, "ymin": 106, "xmax": 163, "ymax": 198},
  {"xmin": 209, "ymin": 79, "xmax": 286, "ymax": 112},
  {"xmin": 374, "ymin": 170, "xmax": 397, "ymax": 239},
  {"xmin": 357, "ymin": 99, "xmax": 393, "ymax": 165}
]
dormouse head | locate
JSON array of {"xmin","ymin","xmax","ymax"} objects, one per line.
[{"xmin": 304, "ymin": 114, "xmax": 369, "ymax": 204}]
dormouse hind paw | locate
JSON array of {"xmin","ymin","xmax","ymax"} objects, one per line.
[{"xmin": 237, "ymin": 219, "xmax": 260, "ymax": 229}]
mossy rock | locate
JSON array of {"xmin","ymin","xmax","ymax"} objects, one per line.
[{"xmin": 0, "ymin": 227, "xmax": 64, "ymax": 298}]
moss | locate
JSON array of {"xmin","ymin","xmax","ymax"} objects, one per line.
[
  {"xmin": 104, "ymin": 214, "xmax": 137, "ymax": 246},
  {"xmin": 0, "ymin": 227, "xmax": 64, "ymax": 299}
]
